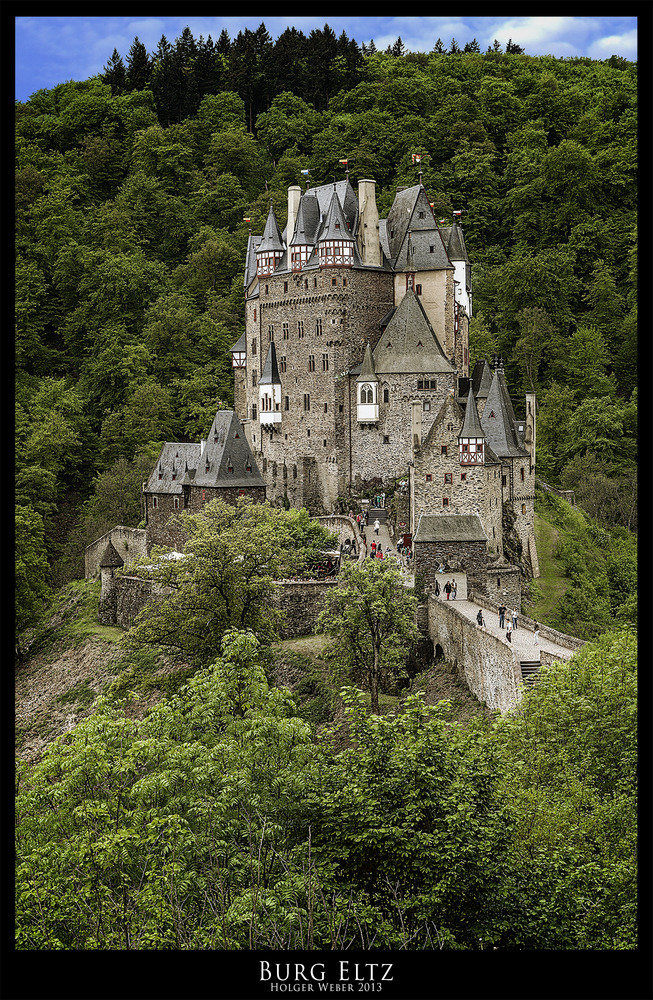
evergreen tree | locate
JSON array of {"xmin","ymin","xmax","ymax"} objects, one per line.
[
  {"xmin": 269, "ymin": 27, "xmax": 308, "ymax": 100},
  {"xmin": 464, "ymin": 38, "xmax": 481, "ymax": 53},
  {"xmin": 506, "ymin": 38, "xmax": 525, "ymax": 54},
  {"xmin": 449, "ymin": 37, "xmax": 461, "ymax": 55},
  {"xmin": 391, "ymin": 36, "xmax": 406, "ymax": 58},
  {"xmin": 433, "ymin": 38, "xmax": 446, "ymax": 54},
  {"xmin": 125, "ymin": 37, "xmax": 151, "ymax": 92},
  {"xmin": 102, "ymin": 48, "xmax": 126, "ymax": 95},
  {"xmin": 305, "ymin": 25, "xmax": 339, "ymax": 109}
]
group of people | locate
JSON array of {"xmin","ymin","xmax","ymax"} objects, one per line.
[
  {"xmin": 474, "ymin": 603, "xmax": 541, "ymax": 645},
  {"xmin": 434, "ymin": 578, "xmax": 457, "ymax": 600}
]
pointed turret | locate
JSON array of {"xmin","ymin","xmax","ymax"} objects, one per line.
[
  {"xmin": 481, "ymin": 366, "xmax": 529, "ymax": 459},
  {"xmin": 290, "ymin": 193, "xmax": 320, "ymax": 271},
  {"xmin": 256, "ymin": 204, "xmax": 284, "ymax": 276},
  {"xmin": 317, "ymin": 190, "xmax": 355, "ymax": 268},
  {"xmin": 231, "ymin": 330, "xmax": 247, "ymax": 368},
  {"xmin": 259, "ymin": 343, "xmax": 282, "ymax": 426},
  {"xmin": 458, "ymin": 385, "xmax": 485, "ymax": 466},
  {"xmin": 372, "ymin": 289, "xmax": 454, "ymax": 374}
]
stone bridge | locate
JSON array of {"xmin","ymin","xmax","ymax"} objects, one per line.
[{"xmin": 426, "ymin": 592, "xmax": 584, "ymax": 713}]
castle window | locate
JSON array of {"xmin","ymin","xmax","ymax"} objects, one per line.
[
  {"xmin": 444, "ymin": 473, "xmax": 452, "ymax": 484},
  {"xmin": 251, "ymin": 340, "xmax": 257, "ymax": 355},
  {"xmin": 316, "ymin": 318, "xmax": 322, "ymax": 335},
  {"xmin": 308, "ymin": 355, "xmax": 315, "ymax": 371},
  {"xmin": 322, "ymin": 354, "xmax": 329, "ymax": 371},
  {"xmin": 426, "ymin": 474, "xmax": 432, "ymax": 482},
  {"xmin": 418, "ymin": 211, "xmax": 425, "ymax": 219},
  {"xmin": 280, "ymin": 356, "xmax": 286, "ymax": 372},
  {"xmin": 381, "ymin": 434, "xmax": 389, "ymax": 444},
  {"xmin": 339, "ymin": 404, "xmax": 344, "ymax": 412},
  {"xmin": 171, "ymin": 471, "xmax": 176, "ymax": 481},
  {"xmin": 246, "ymin": 463, "xmax": 252, "ymax": 472},
  {"xmin": 297, "ymin": 321, "xmax": 303, "ymax": 338},
  {"xmin": 522, "ymin": 503, "xmax": 526, "ymax": 514},
  {"xmin": 265, "ymin": 284, "xmax": 268, "ymax": 294},
  {"xmin": 284, "ymin": 396, "xmax": 289, "ymax": 410},
  {"xmin": 227, "ymin": 464, "xmax": 233, "ymax": 473},
  {"xmin": 360, "ymin": 383, "xmax": 374, "ymax": 405},
  {"xmin": 502, "ymin": 475, "xmax": 507, "ymax": 487},
  {"xmin": 323, "ymin": 439, "xmax": 327, "ymax": 447},
  {"xmin": 383, "ymin": 389, "xmax": 389, "ymax": 403},
  {"xmin": 390, "ymin": 230, "xmax": 395, "ymax": 238},
  {"xmin": 461, "ymin": 472, "xmax": 467, "ymax": 481},
  {"xmin": 324, "ymin": 402, "xmax": 328, "ymax": 412},
  {"xmin": 423, "ymin": 401, "xmax": 430, "ymax": 411},
  {"xmin": 314, "ymin": 278, "xmax": 317, "ymax": 288},
  {"xmin": 252, "ymin": 372, "xmax": 257, "ymax": 386},
  {"xmin": 268, "ymin": 324, "xmax": 274, "ymax": 341},
  {"xmin": 521, "ymin": 467, "xmax": 525, "ymax": 482},
  {"xmin": 152, "ymin": 496, "xmax": 158, "ymax": 508},
  {"xmin": 443, "ymin": 497, "xmax": 449, "ymax": 507},
  {"xmin": 293, "ymin": 465, "xmax": 297, "ymax": 479},
  {"xmin": 305, "ymin": 279, "xmax": 309, "ymax": 289},
  {"xmin": 284, "ymin": 281, "xmax": 288, "ymax": 292},
  {"xmin": 304, "ymin": 394, "xmax": 310, "ymax": 411},
  {"xmin": 253, "ymin": 308, "xmax": 257, "ymax": 320},
  {"xmin": 447, "ymin": 422, "xmax": 454, "ymax": 431},
  {"xmin": 430, "ymin": 245, "xmax": 434, "ymax": 253},
  {"xmin": 307, "ymin": 429, "xmax": 310, "ymax": 437},
  {"xmin": 252, "ymin": 403, "xmax": 257, "ymax": 419},
  {"xmin": 158, "ymin": 471, "xmax": 162, "ymax": 480},
  {"xmin": 441, "ymin": 446, "xmax": 448, "ymax": 456},
  {"xmin": 332, "ymin": 278, "xmax": 337, "ymax": 286},
  {"xmin": 282, "ymin": 322, "xmax": 289, "ymax": 339},
  {"xmin": 416, "ymin": 284, "xmax": 422, "ymax": 295},
  {"xmin": 343, "ymin": 278, "xmax": 347, "ymax": 286}
]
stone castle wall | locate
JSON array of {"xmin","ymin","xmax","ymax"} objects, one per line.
[
  {"xmin": 144, "ymin": 484, "xmax": 266, "ymax": 550},
  {"xmin": 414, "ymin": 539, "xmax": 488, "ymax": 594},
  {"xmin": 85, "ymin": 526, "xmax": 148, "ymax": 579}
]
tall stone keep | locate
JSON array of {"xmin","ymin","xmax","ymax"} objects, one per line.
[{"xmin": 357, "ymin": 179, "xmax": 380, "ymax": 266}]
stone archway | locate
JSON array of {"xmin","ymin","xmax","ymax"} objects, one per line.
[{"xmin": 434, "ymin": 643, "xmax": 445, "ymax": 662}]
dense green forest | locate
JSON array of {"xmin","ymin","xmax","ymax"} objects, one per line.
[{"xmin": 15, "ymin": 25, "xmax": 637, "ymax": 626}]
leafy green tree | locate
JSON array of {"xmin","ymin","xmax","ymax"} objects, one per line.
[
  {"xmin": 15, "ymin": 505, "xmax": 52, "ymax": 648},
  {"xmin": 125, "ymin": 36, "xmax": 151, "ymax": 92},
  {"xmin": 102, "ymin": 49, "xmax": 126, "ymax": 95},
  {"xmin": 318, "ymin": 559, "xmax": 417, "ymax": 713},
  {"xmin": 255, "ymin": 92, "xmax": 321, "ymax": 159},
  {"xmin": 126, "ymin": 499, "xmax": 337, "ymax": 662}
]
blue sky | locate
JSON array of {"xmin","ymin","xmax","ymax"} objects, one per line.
[{"xmin": 15, "ymin": 15, "xmax": 638, "ymax": 102}]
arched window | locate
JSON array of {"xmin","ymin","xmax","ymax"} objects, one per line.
[{"xmin": 360, "ymin": 383, "xmax": 374, "ymax": 405}]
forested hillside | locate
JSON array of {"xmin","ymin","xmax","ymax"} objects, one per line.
[{"xmin": 15, "ymin": 25, "xmax": 637, "ymax": 627}]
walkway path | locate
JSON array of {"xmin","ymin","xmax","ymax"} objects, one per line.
[
  {"xmin": 360, "ymin": 515, "xmax": 414, "ymax": 586},
  {"xmin": 443, "ymin": 598, "xmax": 575, "ymax": 662}
]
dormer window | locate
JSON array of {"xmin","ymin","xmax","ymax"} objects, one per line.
[{"xmin": 360, "ymin": 383, "xmax": 374, "ymax": 405}]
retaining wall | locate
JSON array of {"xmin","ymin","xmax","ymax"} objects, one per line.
[
  {"xmin": 427, "ymin": 594, "xmax": 523, "ymax": 712},
  {"xmin": 85, "ymin": 526, "xmax": 148, "ymax": 579},
  {"xmin": 273, "ymin": 578, "xmax": 340, "ymax": 638}
]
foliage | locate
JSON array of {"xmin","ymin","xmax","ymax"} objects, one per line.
[
  {"xmin": 318, "ymin": 559, "xmax": 417, "ymax": 713},
  {"xmin": 124, "ymin": 499, "xmax": 336, "ymax": 663}
]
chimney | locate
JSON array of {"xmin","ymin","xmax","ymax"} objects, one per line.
[
  {"xmin": 287, "ymin": 185, "xmax": 301, "ymax": 246},
  {"xmin": 357, "ymin": 178, "xmax": 380, "ymax": 267}
]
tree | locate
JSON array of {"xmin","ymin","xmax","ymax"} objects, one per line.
[
  {"xmin": 449, "ymin": 38, "xmax": 461, "ymax": 55},
  {"xmin": 514, "ymin": 306, "xmax": 555, "ymax": 392},
  {"xmin": 505, "ymin": 39, "xmax": 525, "ymax": 55},
  {"xmin": 15, "ymin": 505, "xmax": 51, "ymax": 649},
  {"xmin": 126, "ymin": 499, "xmax": 337, "ymax": 662},
  {"xmin": 318, "ymin": 559, "xmax": 417, "ymax": 714},
  {"xmin": 102, "ymin": 49, "xmax": 126, "ymax": 95},
  {"xmin": 433, "ymin": 38, "xmax": 446, "ymax": 54},
  {"xmin": 464, "ymin": 38, "xmax": 481, "ymax": 53},
  {"xmin": 126, "ymin": 36, "xmax": 151, "ymax": 92}
]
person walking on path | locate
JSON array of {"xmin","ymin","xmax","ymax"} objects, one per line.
[
  {"xmin": 533, "ymin": 623, "xmax": 541, "ymax": 644},
  {"xmin": 376, "ymin": 545, "xmax": 383, "ymax": 559},
  {"xmin": 476, "ymin": 608, "xmax": 485, "ymax": 630},
  {"xmin": 452, "ymin": 580, "xmax": 457, "ymax": 600},
  {"xmin": 511, "ymin": 608, "xmax": 518, "ymax": 630},
  {"xmin": 444, "ymin": 581, "xmax": 452, "ymax": 600},
  {"xmin": 506, "ymin": 623, "xmax": 512, "ymax": 643},
  {"xmin": 434, "ymin": 580, "xmax": 440, "ymax": 598},
  {"xmin": 498, "ymin": 603, "xmax": 506, "ymax": 629},
  {"xmin": 374, "ymin": 519, "xmax": 380, "ymax": 535},
  {"xmin": 371, "ymin": 540, "xmax": 376, "ymax": 556}
]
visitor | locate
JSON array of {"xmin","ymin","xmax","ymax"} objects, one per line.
[
  {"xmin": 533, "ymin": 623, "xmax": 540, "ymax": 645},
  {"xmin": 444, "ymin": 580, "xmax": 451, "ymax": 600},
  {"xmin": 374, "ymin": 518, "xmax": 380, "ymax": 535},
  {"xmin": 452, "ymin": 580, "xmax": 457, "ymax": 600},
  {"xmin": 351, "ymin": 538, "xmax": 357, "ymax": 556},
  {"xmin": 498, "ymin": 603, "xmax": 506, "ymax": 628},
  {"xmin": 376, "ymin": 545, "xmax": 383, "ymax": 559},
  {"xmin": 434, "ymin": 580, "xmax": 440, "ymax": 598},
  {"xmin": 506, "ymin": 623, "xmax": 512, "ymax": 643},
  {"xmin": 476, "ymin": 609, "xmax": 485, "ymax": 630},
  {"xmin": 512, "ymin": 608, "xmax": 518, "ymax": 630},
  {"xmin": 371, "ymin": 540, "xmax": 376, "ymax": 555}
]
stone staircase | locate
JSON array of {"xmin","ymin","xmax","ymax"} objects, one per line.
[
  {"xmin": 520, "ymin": 660, "xmax": 541, "ymax": 687},
  {"xmin": 368, "ymin": 507, "xmax": 388, "ymax": 524}
]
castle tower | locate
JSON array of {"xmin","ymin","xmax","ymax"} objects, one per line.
[
  {"xmin": 286, "ymin": 185, "xmax": 302, "ymax": 251},
  {"xmin": 357, "ymin": 179, "xmax": 380, "ymax": 266},
  {"xmin": 256, "ymin": 204, "xmax": 284, "ymax": 277},
  {"xmin": 259, "ymin": 342, "xmax": 282, "ymax": 428},
  {"xmin": 356, "ymin": 343, "xmax": 379, "ymax": 423},
  {"xmin": 98, "ymin": 540, "xmax": 124, "ymax": 625},
  {"xmin": 317, "ymin": 190, "xmax": 355, "ymax": 268},
  {"xmin": 458, "ymin": 385, "xmax": 485, "ymax": 466},
  {"xmin": 289, "ymin": 192, "xmax": 320, "ymax": 271}
]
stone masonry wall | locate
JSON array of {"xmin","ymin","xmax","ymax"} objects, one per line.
[
  {"xmin": 85, "ymin": 526, "xmax": 148, "ymax": 579},
  {"xmin": 414, "ymin": 539, "xmax": 488, "ymax": 594},
  {"xmin": 272, "ymin": 579, "xmax": 340, "ymax": 638},
  {"xmin": 428, "ymin": 593, "xmax": 523, "ymax": 712},
  {"xmin": 484, "ymin": 565, "xmax": 522, "ymax": 607},
  {"xmin": 145, "ymin": 484, "xmax": 266, "ymax": 551}
]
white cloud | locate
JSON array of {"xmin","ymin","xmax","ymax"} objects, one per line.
[{"xmin": 588, "ymin": 28, "xmax": 637, "ymax": 60}]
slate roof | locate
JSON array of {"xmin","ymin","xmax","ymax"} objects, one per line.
[
  {"xmin": 258, "ymin": 204, "xmax": 284, "ymax": 253},
  {"xmin": 372, "ymin": 289, "xmax": 454, "ymax": 374},
  {"xmin": 100, "ymin": 540, "xmax": 124, "ymax": 568},
  {"xmin": 385, "ymin": 185, "xmax": 452, "ymax": 271},
  {"xmin": 146, "ymin": 412, "xmax": 264, "ymax": 493},
  {"xmin": 440, "ymin": 220, "xmax": 470, "ymax": 263},
  {"xmin": 259, "ymin": 342, "xmax": 281, "ymax": 385},
  {"xmin": 357, "ymin": 342, "xmax": 377, "ymax": 382},
  {"xmin": 317, "ymin": 190, "xmax": 356, "ymax": 243},
  {"xmin": 393, "ymin": 227, "xmax": 452, "ymax": 271},
  {"xmin": 471, "ymin": 359, "xmax": 493, "ymax": 399},
  {"xmin": 290, "ymin": 194, "xmax": 321, "ymax": 245},
  {"xmin": 231, "ymin": 330, "xmax": 246, "ymax": 353},
  {"xmin": 480, "ymin": 368, "xmax": 529, "ymax": 459},
  {"xmin": 413, "ymin": 513, "xmax": 487, "ymax": 544},
  {"xmin": 459, "ymin": 385, "xmax": 484, "ymax": 439},
  {"xmin": 307, "ymin": 178, "xmax": 358, "ymax": 232},
  {"xmin": 244, "ymin": 232, "xmax": 260, "ymax": 289}
]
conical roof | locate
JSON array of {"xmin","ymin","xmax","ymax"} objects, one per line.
[
  {"xmin": 290, "ymin": 194, "xmax": 320, "ymax": 245},
  {"xmin": 317, "ymin": 190, "xmax": 355, "ymax": 243},
  {"xmin": 459, "ymin": 385, "xmax": 484, "ymax": 439},
  {"xmin": 100, "ymin": 540, "xmax": 124, "ymax": 569},
  {"xmin": 372, "ymin": 289, "xmax": 454, "ymax": 374},
  {"xmin": 357, "ymin": 342, "xmax": 378, "ymax": 382},
  {"xmin": 471, "ymin": 359, "xmax": 493, "ymax": 398},
  {"xmin": 259, "ymin": 342, "xmax": 281, "ymax": 385},
  {"xmin": 231, "ymin": 330, "xmax": 246, "ymax": 353},
  {"xmin": 480, "ymin": 368, "xmax": 528, "ymax": 458},
  {"xmin": 243, "ymin": 231, "xmax": 260, "ymax": 287},
  {"xmin": 446, "ymin": 218, "xmax": 469, "ymax": 262},
  {"xmin": 258, "ymin": 204, "xmax": 284, "ymax": 253}
]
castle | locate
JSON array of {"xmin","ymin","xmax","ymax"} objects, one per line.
[{"xmin": 226, "ymin": 175, "xmax": 538, "ymax": 588}]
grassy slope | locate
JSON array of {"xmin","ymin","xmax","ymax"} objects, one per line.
[{"xmin": 524, "ymin": 512, "xmax": 570, "ymax": 623}]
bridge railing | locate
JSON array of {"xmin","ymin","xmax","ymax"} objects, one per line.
[{"xmin": 468, "ymin": 590, "xmax": 585, "ymax": 651}]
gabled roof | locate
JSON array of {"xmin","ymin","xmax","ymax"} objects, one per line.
[
  {"xmin": 259, "ymin": 342, "xmax": 281, "ymax": 385},
  {"xmin": 393, "ymin": 227, "xmax": 452, "ymax": 271},
  {"xmin": 290, "ymin": 194, "xmax": 321, "ymax": 245},
  {"xmin": 357, "ymin": 342, "xmax": 377, "ymax": 382},
  {"xmin": 372, "ymin": 289, "xmax": 454, "ymax": 374},
  {"xmin": 258, "ymin": 204, "xmax": 284, "ymax": 253},
  {"xmin": 481, "ymin": 368, "xmax": 529, "ymax": 459},
  {"xmin": 243, "ymin": 231, "xmax": 260, "ymax": 288},
  {"xmin": 307, "ymin": 178, "xmax": 358, "ymax": 232},
  {"xmin": 317, "ymin": 189, "xmax": 356, "ymax": 243},
  {"xmin": 231, "ymin": 330, "xmax": 246, "ymax": 353},
  {"xmin": 471, "ymin": 359, "xmax": 493, "ymax": 399},
  {"xmin": 385, "ymin": 185, "xmax": 452, "ymax": 270},
  {"xmin": 459, "ymin": 385, "xmax": 484, "ymax": 439},
  {"xmin": 100, "ymin": 540, "xmax": 124, "ymax": 568},
  {"xmin": 146, "ymin": 412, "xmax": 264, "ymax": 493},
  {"xmin": 414, "ymin": 513, "xmax": 487, "ymax": 544}
]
